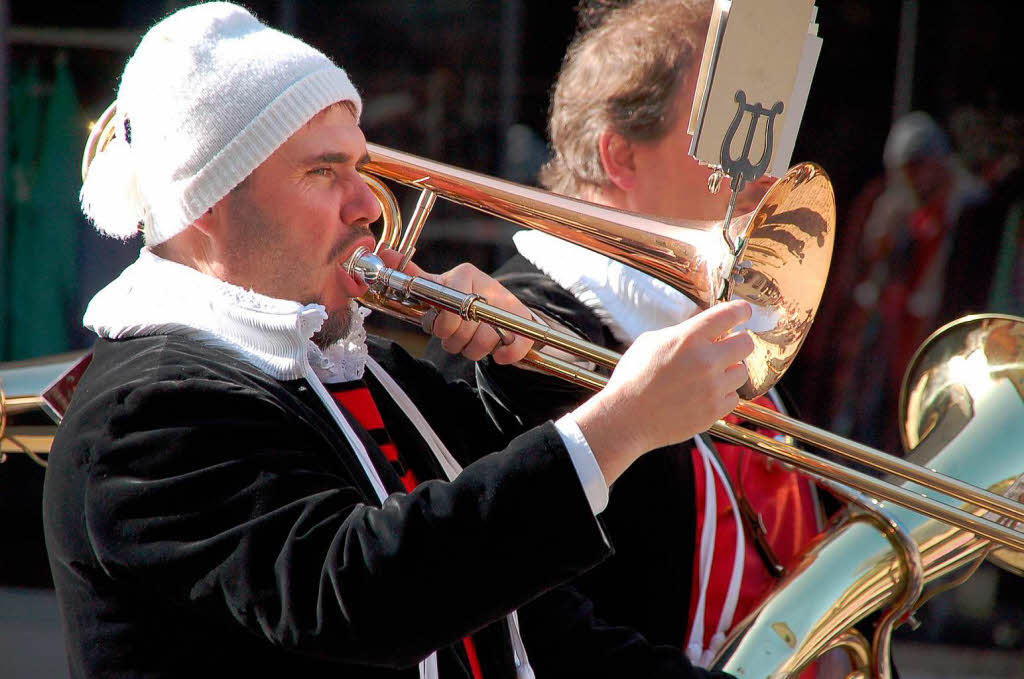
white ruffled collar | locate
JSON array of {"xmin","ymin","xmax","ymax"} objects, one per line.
[
  {"xmin": 83, "ymin": 248, "xmax": 370, "ymax": 382},
  {"xmin": 513, "ymin": 231, "xmax": 700, "ymax": 343}
]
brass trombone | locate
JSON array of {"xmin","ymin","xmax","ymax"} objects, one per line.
[
  {"xmin": 74, "ymin": 104, "xmax": 1024, "ymax": 551},
  {"xmin": 348, "ymin": 143, "xmax": 1024, "ymax": 553}
]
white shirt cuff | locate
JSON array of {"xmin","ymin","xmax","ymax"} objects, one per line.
[{"xmin": 554, "ymin": 413, "xmax": 610, "ymax": 515}]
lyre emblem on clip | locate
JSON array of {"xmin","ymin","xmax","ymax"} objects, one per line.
[{"xmin": 720, "ymin": 90, "xmax": 784, "ymax": 193}]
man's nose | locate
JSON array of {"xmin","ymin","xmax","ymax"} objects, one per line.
[{"xmin": 344, "ymin": 175, "xmax": 384, "ymax": 226}]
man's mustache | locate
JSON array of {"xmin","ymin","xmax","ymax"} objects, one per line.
[{"xmin": 327, "ymin": 225, "xmax": 374, "ymax": 265}]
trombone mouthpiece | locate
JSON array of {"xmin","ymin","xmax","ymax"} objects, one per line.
[{"xmin": 346, "ymin": 247, "xmax": 386, "ymax": 285}]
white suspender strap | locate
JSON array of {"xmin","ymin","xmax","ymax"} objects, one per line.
[
  {"xmin": 686, "ymin": 440, "xmax": 717, "ymax": 666},
  {"xmin": 304, "ymin": 370, "xmax": 390, "ymax": 503},
  {"xmin": 687, "ymin": 435, "xmax": 747, "ymax": 667},
  {"xmin": 700, "ymin": 437, "xmax": 745, "ymax": 666},
  {"xmin": 418, "ymin": 651, "xmax": 439, "ymax": 679},
  {"xmin": 366, "ymin": 358, "xmax": 463, "ymax": 480}
]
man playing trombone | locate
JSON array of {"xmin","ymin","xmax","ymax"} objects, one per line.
[{"xmin": 44, "ymin": 4, "xmax": 750, "ymax": 678}]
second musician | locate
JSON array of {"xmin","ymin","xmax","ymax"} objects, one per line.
[{"xmin": 429, "ymin": 0, "xmax": 828, "ymax": 669}]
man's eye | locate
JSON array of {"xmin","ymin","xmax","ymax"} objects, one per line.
[{"xmin": 310, "ymin": 167, "xmax": 333, "ymax": 177}]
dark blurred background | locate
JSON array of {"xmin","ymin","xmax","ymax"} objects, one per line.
[{"xmin": 2, "ymin": 1, "xmax": 1022, "ymax": 676}]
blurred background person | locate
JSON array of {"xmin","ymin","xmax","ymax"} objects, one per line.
[
  {"xmin": 816, "ymin": 111, "xmax": 990, "ymax": 453},
  {"xmin": 429, "ymin": 0, "xmax": 829, "ymax": 670}
]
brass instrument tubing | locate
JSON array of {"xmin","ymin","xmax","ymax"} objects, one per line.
[
  {"xmin": 816, "ymin": 629, "xmax": 872, "ymax": 679},
  {"xmin": 81, "ymin": 102, "xmax": 118, "ymax": 182},
  {"xmin": 522, "ymin": 350, "xmax": 609, "ymax": 391},
  {"xmin": 360, "ymin": 174, "xmax": 404, "ymax": 252},
  {"xmin": 2, "ymin": 432, "xmax": 48, "ymax": 468},
  {"xmin": 911, "ymin": 547, "xmax": 990, "ymax": 613},
  {"xmin": 0, "ymin": 383, "xmax": 48, "ymax": 467},
  {"xmin": 398, "ymin": 190, "xmax": 437, "ymax": 271},
  {"xmin": 2, "ymin": 395, "xmax": 48, "ymax": 418},
  {"xmin": 348, "ymin": 249, "xmax": 1024, "ymax": 553},
  {"xmin": 861, "ymin": 511, "xmax": 924, "ymax": 679},
  {"xmin": 779, "ymin": 470, "xmax": 924, "ymax": 678},
  {"xmin": 736, "ymin": 400, "xmax": 1024, "ymax": 526},
  {"xmin": 710, "ymin": 421, "xmax": 1024, "ymax": 553}
]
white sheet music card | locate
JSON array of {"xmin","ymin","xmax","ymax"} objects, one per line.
[{"xmin": 687, "ymin": 0, "xmax": 820, "ymax": 180}]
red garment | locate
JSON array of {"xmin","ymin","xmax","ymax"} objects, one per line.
[
  {"xmin": 880, "ymin": 202, "xmax": 948, "ymax": 385},
  {"xmin": 330, "ymin": 381, "xmax": 421, "ymax": 491},
  {"xmin": 328, "ymin": 381, "xmax": 484, "ymax": 679},
  {"xmin": 688, "ymin": 395, "xmax": 823, "ymax": 667}
]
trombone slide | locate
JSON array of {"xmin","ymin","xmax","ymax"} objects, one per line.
[{"xmin": 348, "ymin": 248, "xmax": 1024, "ymax": 553}]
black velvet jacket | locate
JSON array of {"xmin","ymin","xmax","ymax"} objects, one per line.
[
  {"xmin": 44, "ymin": 333, "xmax": 729, "ymax": 679},
  {"xmin": 43, "ymin": 334, "xmax": 609, "ymax": 678}
]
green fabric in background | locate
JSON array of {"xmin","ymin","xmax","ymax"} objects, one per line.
[
  {"xmin": 988, "ymin": 201, "xmax": 1023, "ymax": 316},
  {"xmin": 7, "ymin": 55, "xmax": 82, "ymax": 360},
  {"xmin": 3, "ymin": 60, "xmax": 44, "ymax": 360}
]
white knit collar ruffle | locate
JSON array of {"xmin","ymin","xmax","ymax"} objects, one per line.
[
  {"xmin": 83, "ymin": 248, "xmax": 370, "ymax": 382},
  {"xmin": 513, "ymin": 230, "xmax": 700, "ymax": 343}
]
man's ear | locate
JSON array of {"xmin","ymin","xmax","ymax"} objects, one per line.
[
  {"xmin": 598, "ymin": 129, "xmax": 637, "ymax": 191},
  {"xmin": 191, "ymin": 202, "xmax": 222, "ymax": 239}
]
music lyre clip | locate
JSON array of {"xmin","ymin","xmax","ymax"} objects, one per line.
[{"xmin": 719, "ymin": 89, "xmax": 784, "ymax": 261}]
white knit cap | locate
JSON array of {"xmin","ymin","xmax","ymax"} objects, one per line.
[{"xmin": 80, "ymin": 2, "xmax": 362, "ymax": 245}]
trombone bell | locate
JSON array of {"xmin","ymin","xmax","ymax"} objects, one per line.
[{"xmin": 728, "ymin": 163, "xmax": 834, "ymax": 397}]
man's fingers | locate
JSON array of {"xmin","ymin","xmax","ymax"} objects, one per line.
[
  {"xmin": 431, "ymin": 310, "xmax": 463, "ymax": 340},
  {"xmin": 685, "ymin": 300, "xmax": 752, "ymax": 340},
  {"xmin": 717, "ymin": 387, "xmax": 741, "ymax": 416},
  {"xmin": 438, "ymin": 314, "xmax": 477, "ymax": 346},
  {"xmin": 439, "ymin": 321, "xmax": 532, "ymax": 364},
  {"xmin": 378, "ymin": 255, "xmax": 536, "ymax": 364},
  {"xmin": 441, "ymin": 332, "xmax": 471, "ymax": 355},
  {"xmin": 713, "ymin": 330, "xmax": 755, "ymax": 365},
  {"xmin": 488, "ymin": 289, "xmax": 535, "ymax": 323},
  {"xmin": 459, "ymin": 324, "xmax": 501, "ymax": 361},
  {"xmin": 491, "ymin": 333, "xmax": 533, "ymax": 365},
  {"xmin": 376, "ymin": 248, "xmax": 408, "ymax": 273},
  {"xmin": 722, "ymin": 361, "xmax": 750, "ymax": 395}
]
